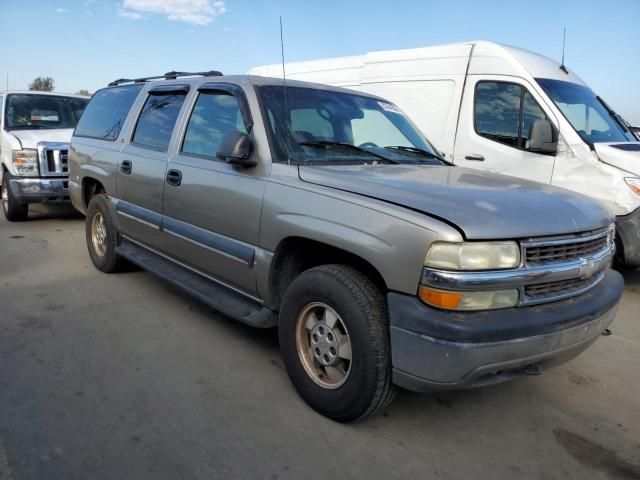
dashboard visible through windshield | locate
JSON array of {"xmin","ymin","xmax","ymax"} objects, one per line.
[
  {"xmin": 4, "ymin": 94, "xmax": 88, "ymax": 131},
  {"xmin": 257, "ymin": 85, "xmax": 445, "ymax": 165},
  {"xmin": 536, "ymin": 78, "xmax": 635, "ymax": 145}
]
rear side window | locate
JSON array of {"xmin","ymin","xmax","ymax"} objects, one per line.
[
  {"xmin": 74, "ymin": 85, "xmax": 142, "ymax": 141},
  {"xmin": 132, "ymin": 92, "xmax": 187, "ymax": 151},
  {"xmin": 474, "ymin": 81, "xmax": 554, "ymax": 152},
  {"xmin": 181, "ymin": 91, "xmax": 246, "ymax": 159}
]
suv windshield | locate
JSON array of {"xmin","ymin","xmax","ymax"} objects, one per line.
[
  {"xmin": 536, "ymin": 78, "xmax": 635, "ymax": 145},
  {"xmin": 258, "ymin": 85, "xmax": 444, "ymax": 165},
  {"xmin": 4, "ymin": 94, "xmax": 88, "ymax": 131}
]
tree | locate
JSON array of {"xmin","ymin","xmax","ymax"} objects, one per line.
[
  {"xmin": 76, "ymin": 89, "xmax": 91, "ymax": 96},
  {"xmin": 29, "ymin": 76, "xmax": 55, "ymax": 91}
]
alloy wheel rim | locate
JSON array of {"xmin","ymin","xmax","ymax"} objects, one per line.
[
  {"xmin": 295, "ymin": 302, "xmax": 352, "ymax": 389},
  {"xmin": 91, "ymin": 213, "xmax": 108, "ymax": 257}
]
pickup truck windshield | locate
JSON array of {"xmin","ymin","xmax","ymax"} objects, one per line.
[
  {"xmin": 4, "ymin": 94, "xmax": 88, "ymax": 131},
  {"xmin": 536, "ymin": 78, "xmax": 635, "ymax": 145},
  {"xmin": 258, "ymin": 85, "xmax": 444, "ymax": 165}
]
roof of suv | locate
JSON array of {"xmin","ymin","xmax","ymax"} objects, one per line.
[{"xmin": 104, "ymin": 74, "xmax": 387, "ymax": 101}]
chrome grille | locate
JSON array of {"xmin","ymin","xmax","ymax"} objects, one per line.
[
  {"xmin": 37, "ymin": 142, "xmax": 70, "ymax": 177},
  {"xmin": 524, "ymin": 272, "xmax": 604, "ymax": 303},
  {"xmin": 524, "ymin": 229, "xmax": 611, "ymax": 266}
]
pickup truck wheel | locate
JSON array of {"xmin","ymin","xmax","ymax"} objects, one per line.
[
  {"xmin": 86, "ymin": 194, "xmax": 125, "ymax": 273},
  {"xmin": 1, "ymin": 175, "xmax": 29, "ymax": 222},
  {"xmin": 279, "ymin": 264, "xmax": 396, "ymax": 422}
]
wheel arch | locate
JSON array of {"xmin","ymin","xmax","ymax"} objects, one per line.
[{"xmin": 266, "ymin": 236, "xmax": 388, "ymax": 310}]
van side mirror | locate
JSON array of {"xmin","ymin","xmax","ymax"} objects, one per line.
[
  {"xmin": 216, "ymin": 131, "xmax": 256, "ymax": 167},
  {"xmin": 527, "ymin": 119, "xmax": 557, "ymax": 154}
]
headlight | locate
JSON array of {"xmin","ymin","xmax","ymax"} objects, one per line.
[
  {"xmin": 625, "ymin": 177, "xmax": 640, "ymax": 196},
  {"xmin": 12, "ymin": 150, "xmax": 39, "ymax": 176},
  {"xmin": 425, "ymin": 241, "xmax": 520, "ymax": 270},
  {"xmin": 418, "ymin": 286, "xmax": 519, "ymax": 311}
]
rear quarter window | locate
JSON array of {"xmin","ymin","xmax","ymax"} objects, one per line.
[{"xmin": 74, "ymin": 85, "xmax": 143, "ymax": 141}]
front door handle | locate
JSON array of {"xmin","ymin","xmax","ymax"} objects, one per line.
[
  {"xmin": 166, "ymin": 169, "xmax": 182, "ymax": 186},
  {"xmin": 464, "ymin": 154, "xmax": 485, "ymax": 161},
  {"xmin": 120, "ymin": 160, "xmax": 132, "ymax": 174}
]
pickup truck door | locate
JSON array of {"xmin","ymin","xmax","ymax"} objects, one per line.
[
  {"xmin": 161, "ymin": 83, "xmax": 267, "ymax": 296},
  {"xmin": 116, "ymin": 85, "xmax": 190, "ymax": 249},
  {"xmin": 454, "ymin": 76, "xmax": 559, "ymax": 184}
]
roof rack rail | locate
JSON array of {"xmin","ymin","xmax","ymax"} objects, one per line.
[{"xmin": 108, "ymin": 70, "xmax": 223, "ymax": 87}]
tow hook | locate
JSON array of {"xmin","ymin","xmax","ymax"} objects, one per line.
[
  {"xmin": 523, "ymin": 364, "xmax": 541, "ymax": 376},
  {"xmin": 601, "ymin": 328, "xmax": 612, "ymax": 336}
]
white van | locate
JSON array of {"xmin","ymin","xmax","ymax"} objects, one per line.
[{"xmin": 250, "ymin": 41, "xmax": 640, "ymax": 267}]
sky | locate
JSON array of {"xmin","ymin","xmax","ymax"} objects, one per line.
[{"xmin": 1, "ymin": 0, "xmax": 639, "ymax": 124}]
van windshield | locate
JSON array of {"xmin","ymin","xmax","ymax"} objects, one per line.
[
  {"xmin": 4, "ymin": 94, "xmax": 88, "ymax": 131},
  {"xmin": 536, "ymin": 78, "xmax": 635, "ymax": 145},
  {"xmin": 258, "ymin": 85, "xmax": 445, "ymax": 165}
]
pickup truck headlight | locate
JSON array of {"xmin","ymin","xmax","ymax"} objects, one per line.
[
  {"xmin": 12, "ymin": 150, "xmax": 39, "ymax": 176},
  {"xmin": 424, "ymin": 241, "xmax": 520, "ymax": 270},
  {"xmin": 625, "ymin": 177, "xmax": 640, "ymax": 196}
]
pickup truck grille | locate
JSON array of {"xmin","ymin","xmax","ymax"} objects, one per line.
[
  {"xmin": 524, "ymin": 272, "xmax": 604, "ymax": 303},
  {"xmin": 524, "ymin": 229, "xmax": 611, "ymax": 266},
  {"xmin": 37, "ymin": 142, "xmax": 70, "ymax": 177}
]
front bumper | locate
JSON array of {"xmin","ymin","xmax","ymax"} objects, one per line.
[
  {"xmin": 616, "ymin": 207, "xmax": 640, "ymax": 267},
  {"xmin": 389, "ymin": 269, "xmax": 623, "ymax": 391},
  {"xmin": 8, "ymin": 177, "xmax": 70, "ymax": 204}
]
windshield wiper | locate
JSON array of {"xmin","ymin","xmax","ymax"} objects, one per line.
[
  {"xmin": 299, "ymin": 141, "xmax": 399, "ymax": 164},
  {"xmin": 384, "ymin": 145, "xmax": 452, "ymax": 165},
  {"xmin": 6, "ymin": 124, "xmax": 47, "ymax": 130},
  {"xmin": 597, "ymin": 96, "xmax": 632, "ymax": 135}
]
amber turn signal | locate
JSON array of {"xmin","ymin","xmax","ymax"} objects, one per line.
[{"xmin": 418, "ymin": 286, "xmax": 462, "ymax": 310}]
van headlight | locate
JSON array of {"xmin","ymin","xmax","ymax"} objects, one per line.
[
  {"xmin": 12, "ymin": 150, "xmax": 39, "ymax": 176},
  {"xmin": 424, "ymin": 241, "xmax": 520, "ymax": 270},
  {"xmin": 625, "ymin": 177, "xmax": 640, "ymax": 196}
]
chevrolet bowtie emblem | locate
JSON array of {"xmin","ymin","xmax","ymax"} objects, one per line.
[{"xmin": 578, "ymin": 258, "xmax": 596, "ymax": 279}]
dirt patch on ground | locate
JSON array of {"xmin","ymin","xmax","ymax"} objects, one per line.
[
  {"xmin": 0, "ymin": 439, "xmax": 14, "ymax": 480},
  {"xmin": 554, "ymin": 428, "xmax": 640, "ymax": 480}
]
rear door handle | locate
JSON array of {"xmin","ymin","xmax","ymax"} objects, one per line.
[
  {"xmin": 464, "ymin": 154, "xmax": 485, "ymax": 161},
  {"xmin": 120, "ymin": 160, "xmax": 132, "ymax": 174},
  {"xmin": 166, "ymin": 169, "xmax": 182, "ymax": 186}
]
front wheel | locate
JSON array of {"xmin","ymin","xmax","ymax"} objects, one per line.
[
  {"xmin": 2, "ymin": 175, "xmax": 29, "ymax": 221},
  {"xmin": 279, "ymin": 265, "xmax": 396, "ymax": 422}
]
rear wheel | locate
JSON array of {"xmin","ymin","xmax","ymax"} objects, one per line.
[
  {"xmin": 86, "ymin": 194, "xmax": 126, "ymax": 273},
  {"xmin": 1, "ymin": 175, "xmax": 29, "ymax": 222},
  {"xmin": 279, "ymin": 264, "xmax": 396, "ymax": 422}
]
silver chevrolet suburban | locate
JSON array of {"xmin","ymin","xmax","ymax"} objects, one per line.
[{"xmin": 69, "ymin": 71, "xmax": 624, "ymax": 422}]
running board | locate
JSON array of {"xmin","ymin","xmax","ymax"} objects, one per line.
[{"xmin": 117, "ymin": 239, "xmax": 277, "ymax": 328}]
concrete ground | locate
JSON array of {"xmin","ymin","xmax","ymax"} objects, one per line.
[{"xmin": 1, "ymin": 204, "xmax": 639, "ymax": 480}]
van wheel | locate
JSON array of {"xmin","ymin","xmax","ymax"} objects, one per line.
[
  {"xmin": 279, "ymin": 264, "xmax": 396, "ymax": 422},
  {"xmin": 2, "ymin": 175, "xmax": 29, "ymax": 221},
  {"xmin": 86, "ymin": 194, "xmax": 126, "ymax": 273}
]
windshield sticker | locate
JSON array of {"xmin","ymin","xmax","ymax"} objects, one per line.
[{"xmin": 379, "ymin": 102, "xmax": 403, "ymax": 114}]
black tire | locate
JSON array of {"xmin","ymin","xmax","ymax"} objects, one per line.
[
  {"xmin": 85, "ymin": 194, "xmax": 126, "ymax": 273},
  {"xmin": 1, "ymin": 175, "xmax": 29, "ymax": 222},
  {"xmin": 279, "ymin": 264, "xmax": 397, "ymax": 422}
]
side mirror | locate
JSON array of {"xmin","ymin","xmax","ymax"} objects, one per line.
[
  {"xmin": 216, "ymin": 131, "xmax": 256, "ymax": 167},
  {"xmin": 527, "ymin": 119, "xmax": 557, "ymax": 154}
]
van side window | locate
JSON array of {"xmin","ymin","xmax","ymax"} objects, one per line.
[
  {"xmin": 181, "ymin": 91, "xmax": 246, "ymax": 159},
  {"xmin": 475, "ymin": 81, "xmax": 555, "ymax": 153},
  {"xmin": 132, "ymin": 92, "xmax": 187, "ymax": 151},
  {"xmin": 75, "ymin": 85, "xmax": 142, "ymax": 141}
]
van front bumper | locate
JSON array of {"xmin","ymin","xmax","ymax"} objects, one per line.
[
  {"xmin": 616, "ymin": 207, "xmax": 640, "ymax": 267},
  {"xmin": 9, "ymin": 177, "xmax": 70, "ymax": 203},
  {"xmin": 389, "ymin": 269, "xmax": 623, "ymax": 391}
]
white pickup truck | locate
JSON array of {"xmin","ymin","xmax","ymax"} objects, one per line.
[{"xmin": 0, "ymin": 90, "xmax": 88, "ymax": 221}]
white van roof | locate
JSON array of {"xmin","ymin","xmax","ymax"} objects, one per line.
[{"xmin": 249, "ymin": 40, "xmax": 586, "ymax": 87}]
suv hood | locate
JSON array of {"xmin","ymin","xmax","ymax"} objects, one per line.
[
  {"xmin": 299, "ymin": 165, "xmax": 613, "ymax": 239},
  {"xmin": 594, "ymin": 142, "xmax": 640, "ymax": 175},
  {"xmin": 9, "ymin": 128, "xmax": 73, "ymax": 150}
]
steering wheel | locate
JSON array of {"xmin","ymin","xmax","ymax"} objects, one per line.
[{"xmin": 359, "ymin": 142, "xmax": 378, "ymax": 148}]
